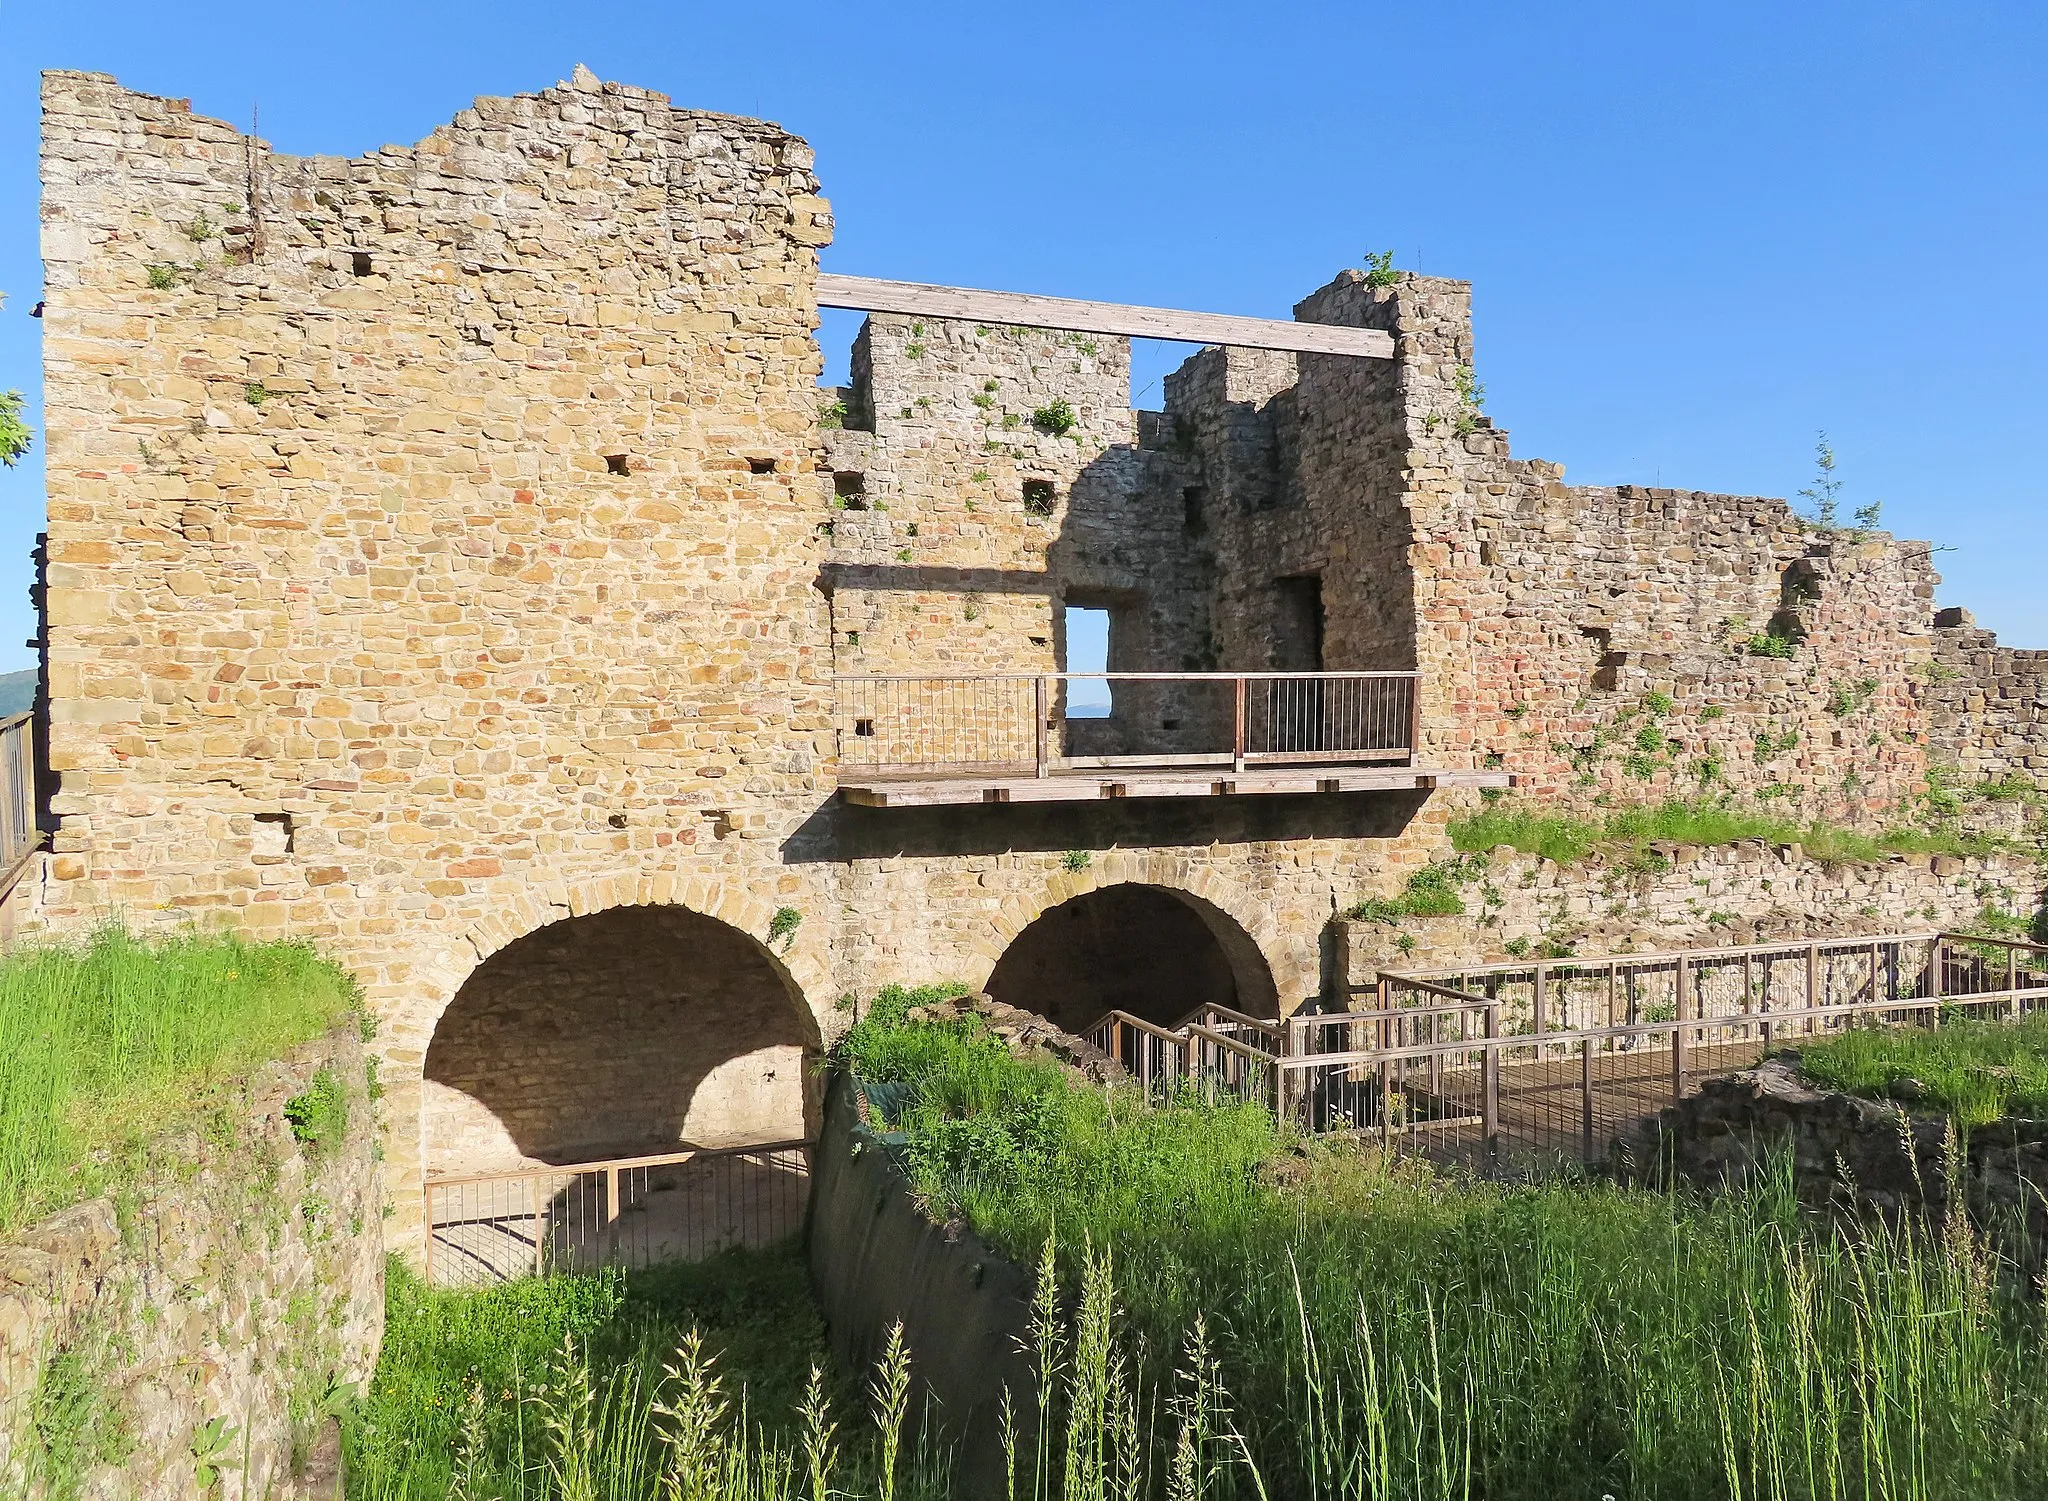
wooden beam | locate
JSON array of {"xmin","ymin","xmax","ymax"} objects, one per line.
[{"xmin": 816, "ymin": 273, "xmax": 1395, "ymax": 360}]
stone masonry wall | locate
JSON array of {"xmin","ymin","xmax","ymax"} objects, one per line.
[
  {"xmin": 1336, "ymin": 842, "xmax": 2042, "ymax": 988},
  {"xmin": 0, "ymin": 1028, "xmax": 383, "ymax": 1500},
  {"xmin": 1930, "ymin": 610, "xmax": 2048, "ymax": 791}
]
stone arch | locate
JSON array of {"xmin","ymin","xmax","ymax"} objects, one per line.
[
  {"xmin": 412, "ymin": 876, "xmax": 827, "ymax": 1179},
  {"xmin": 983, "ymin": 878, "xmax": 1281, "ymax": 1035}
]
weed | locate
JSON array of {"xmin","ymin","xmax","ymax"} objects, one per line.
[
  {"xmin": 29, "ymin": 1343, "xmax": 132, "ymax": 1499},
  {"xmin": 1345, "ymin": 856, "xmax": 1482, "ymax": 923},
  {"xmin": 768, "ymin": 906, "xmax": 803, "ymax": 949},
  {"xmin": 1059, "ymin": 849, "xmax": 1093, "ymax": 873},
  {"xmin": 819, "ymin": 398, "xmax": 847, "ymax": 430},
  {"xmin": 1746, "ymin": 628, "xmax": 1798, "ymax": 659},
  {"xmin": 184, "ymin": 212, "xmax": 217, "ymax": 243},
  {"xmin": 146, "ymin": 263, "xmax": 183, "ymax": 290},
  {"xmin": 1798, "ymin": 430, "xmax": 1843, "ymax": 528},
  {"xmin": 245, "ymin": 382, "xmax": 272, "ymax": 407},
  {"xmin": 1361, "ymin": 248, "xmax": 1399, "ymax": 288},
  {"xmin": 1030, "ymin": 399, "xmax": 1077, "ymax": 437},
  {"xmin": 283, "ymin": 1067, "xmax": 349, "ymax": 1156},
  {"xmin": 1699, "ymin": 703, "xmax": 1727, "ymax": 721}
]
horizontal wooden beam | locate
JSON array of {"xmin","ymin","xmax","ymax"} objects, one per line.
[
  {"xmin": 838, "ymin": 767, "xmax": 1507, "ymax": 808},
  {"xmin": 816, "ymin": 274, "xmax": 1395, "ymax": 360}
]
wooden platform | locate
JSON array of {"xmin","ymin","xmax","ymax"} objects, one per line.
[{"xmin": 838, "ymin": 767, "xmax": 1512, "ymax": 808}]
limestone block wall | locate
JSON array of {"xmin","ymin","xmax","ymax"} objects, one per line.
[
  {"xmin": 0, "ymin": 1028, "xmax": 382, "ymax": 1500},
  {"xmin": 1336, "ymin": 842, "xmax": 2042, "ymax": 986}
]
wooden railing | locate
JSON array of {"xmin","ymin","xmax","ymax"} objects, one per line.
[
  {"xmin": 1082, "ymin": 931, "xmax": 2048, "ymax": 1164},
  {"xmin": 834, "ymin": 672, "xmax": 1418, "ymax": 776},
  {"xmin": 423, "ymin": 1140, "xmax": 812, "ymax": 1288}
]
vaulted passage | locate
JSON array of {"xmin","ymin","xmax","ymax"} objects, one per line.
[
  {"xmin": 985, "ymin": 883, "xmax": 1277, "ymax": 1035},
  {"xmin": 423, "ymin": 906, "xmax": 817, "ymax": 1176}
]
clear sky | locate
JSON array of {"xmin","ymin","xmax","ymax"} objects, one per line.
[{"xmin": 3, "ymin": 1, "xmax": 2043, "ymax": 677}]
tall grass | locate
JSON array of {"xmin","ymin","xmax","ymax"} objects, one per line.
[
  {"xmin": 0, "ymin": 925, "xmax": 359, "ymax": 1231},
  {"xmin": 850, "ymin": 1009, "xmax": 2048, "ymax": 1499},
  {"xmin": 1449, "ymin": 796, "xmax": 2015, "ymax": 867},
  {"xmin": 1800, "ymin": 1013, "xmax": 2048, "ymax": 1125}
]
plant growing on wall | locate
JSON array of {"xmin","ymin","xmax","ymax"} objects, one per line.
[
  {"xmin": 1362, "ymin": 249, "xmax": 1400, "ymax": 288},
  {"xmin": 1030, "ymin": 399, "xmax": 1077, "ymax": 437},
  {"xmin": 1798, "ymin": 432, "xmax": 1842, "ymax": 527},
  {"xmin": 1452, "ymin": 365, "xmax": 1487, "ymax": 436}
]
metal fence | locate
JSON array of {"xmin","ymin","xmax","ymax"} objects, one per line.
[
  {"xmin": 833, "ymin": 672, "xmax": 1418, "ymax": 776},
  {"xmin": 1079, "ymin": 931, "xmax": 2048, "ymax": 1168},
  {"xmin": 423, "ymin": 1141, "xmax": 812, "ymax": 1288},
  {"xmin": 0, "ymin": 711, "xmax": 37, "ymax": 881}
]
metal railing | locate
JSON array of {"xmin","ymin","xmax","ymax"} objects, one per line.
[
  {"xmin": 1078, "ymin": 931, "xmax": 2048, "ymax": 1166},
  {"xmin": 423, "ymin": 1140, "xmax": 812, "ymax": 1288},
  {"xmin": 0, "ymin": 711, "xmax": 37, "ymax": 882},
  {"xmin": 833, "ymin": 672, "xmax": 1418, "ymax": 776}
]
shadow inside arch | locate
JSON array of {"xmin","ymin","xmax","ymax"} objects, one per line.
[
  {"xmin": 985, "ymin": 880, "xmax": 1278, "ymax": 1035},
  {"xmin": 424, "ymin": 904, "xmax": 821, "ymax": 1176}
]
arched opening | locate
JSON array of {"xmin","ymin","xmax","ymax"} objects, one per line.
[
  {"xmin": 423, "ymin": 904, "xmax": 818, "ymax": 1176},
  {"xmin": 985, "ymin": 883, "xmax": 1278, "ymax": 1035}
]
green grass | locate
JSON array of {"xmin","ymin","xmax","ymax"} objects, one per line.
[
  {"xmin": 345, "ymin": 1245, "xmax": 852, "ymax": 1499},
  {"xmin": 0, "ymin": 926, "xmax": 360, "ymax": 1232},
  {"xmin": 1343, "ymin": 856, "xmax": 1484, "ymax": 923},
  {"xmin": 838, "ymin": 1006, "xmax": 2048, "ymax": 1499},
  {"xmin": 1800, "ymin": 1014, "xmax": 2048, "ymax": 1126},
  {"xmin": 1450, "ymin": 796, "xmax": 2016, "ymax": 868}
]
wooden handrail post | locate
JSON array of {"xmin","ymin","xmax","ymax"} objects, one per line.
[
  {"xmin": 1672, "ymin": 954, "xmax": 1691, "ymax": 1105},
  {"xmin": 1232, "ymin": 676, "xmax": 1247, "ymax": 773},
  {"xmin": 1581, "ymin": 1036, "xmax": 1595, "ymax": 1162},
  {"xmin": 1806, "ymin": 942, "xmax": 1820, "ymax": 1038},
  {"xmin": 1482, "ymin": 1003, "xmax": 1500, "ymax": 1151},
  {"xmin": 423, "ymin": 1182, "xmax": 435, "ymax": 1287},
  {"xmin": 1035, "ymin": 675, "xmax": 1050, "ymax": 778},
  {"xmin": 1533, "ymin": 962, "xmax": 1547, "ymax": 1036}
]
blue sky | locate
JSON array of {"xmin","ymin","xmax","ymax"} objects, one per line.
[{"xmin": 3, "ymin": 0, "xmax": 2043, "ymax": 677}]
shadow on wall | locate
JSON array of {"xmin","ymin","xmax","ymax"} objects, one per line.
[
  {"xmin": 984, "ymin": 882, "xmax": 1278, "ymax": 1033},
  {"xmin": 423, "ymin": 905, "xmax": 820, "ymax": 1174},
  {"xmin": 784, "ymin": 789, "xmax": 1431, "ymax": 865}
]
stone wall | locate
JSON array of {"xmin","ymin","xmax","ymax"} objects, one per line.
[
  {"xmin": 0, "ymin": 1028, "xmax": 383, "ymax": 1500},
  {"xmin": 1336, "ymin": 841, "xmax": 2043, "ymax": 988},
  {"xmin": 1626, "ymin": 1058, "xmax": 2048, "ymax": 1274},
  {"xmin": 1930, "ymin": 609, "xmax": 2048, "ymax": 792}
]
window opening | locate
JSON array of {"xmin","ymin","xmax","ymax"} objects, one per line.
[{"xmin": 1064, "ymin": 606, "xmax": 1112, "ymax": 719}]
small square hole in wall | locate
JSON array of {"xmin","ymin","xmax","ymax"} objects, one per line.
[
  {"xmin": 604, "ymin": 454, "xmax": 631, "ymax": 476},
  {"xmin": 1182, "ymin": 485, "xmax": 1207, "ymax": 534},
  {"xmin": 854, "ymin": 717, "xmax": 875, "ymax": 737},
  {"xmin": 252, "ymin": 811, "xmax": 294, "ymax": 863},
  {"xmin": 749, "ymin": 456, "xmax": 776, "ymax": 475},
  {"xmin": 349, "ymin": 251, "xmax": 373, "ymax": 277},
  {"xmin": 1022, "ymin": 479, "xmax": 1057, "ymax": 517},
  {"xmin": 834, "ymin": 471, "xmax": 868, "ymax": 510}
]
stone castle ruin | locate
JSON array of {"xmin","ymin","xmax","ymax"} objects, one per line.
[{"xmin": 26, "ymin": 66, "xmax": 2048, "ymax": 1250}]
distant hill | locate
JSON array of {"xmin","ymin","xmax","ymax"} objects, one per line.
[{"xmin": 0, "ymin": 669, "xmax": 36, "ymax": 720}]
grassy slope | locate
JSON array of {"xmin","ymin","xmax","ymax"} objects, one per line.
[
  {"xmin": 1450, "ymin": 795, "xmax": 2020, "ymax": 867},
  {"xmin": 1801, "ymin": 1014, "xmax": 2048, "ymax": 1125},
  {"xmin": 839, "ymin": 999, "xmax": 2048, "ymax": 1500},
  {"xmin": 0, "ymin": 926, "xmax": 359, "ymax": 1231}
]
